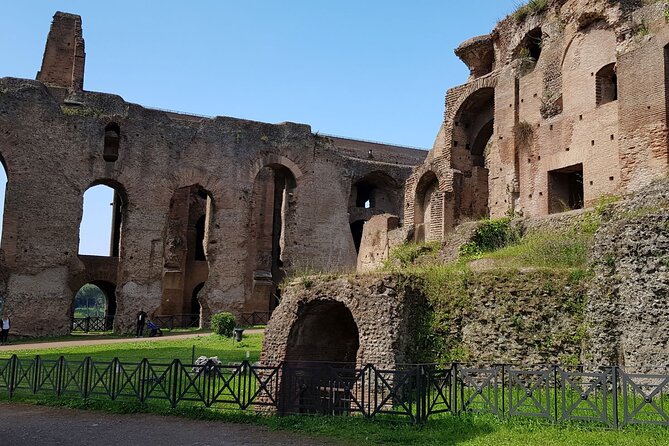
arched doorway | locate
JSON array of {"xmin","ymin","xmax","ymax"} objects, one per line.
[
  {"xmin": 159, "ymin": 185, "xmax": 211, "ymax": 326},
  {"xmin": 246, "ymin": 164, "xmax": 297, "ymax": 316},
  {"xmin": 281, "ymin": 300, "xmax": 360, "ymax": 414},
  {"xmin": 452, "ymin": 87, "xmax": 494, "ymax": 220},
  {"xmin": 414, "ymin": 171, "xmax": 439, "ymax": 242},
  {"xmin": 79, "ymin": 182, "xmax": 126, "ymax": 257},
  {"xmin": 71, "ymin": 281, "xmax": 116, "ymax": 332},
  {"xmin": 349, "ymin": 220, "xmax": 365, "ymax": 254}
]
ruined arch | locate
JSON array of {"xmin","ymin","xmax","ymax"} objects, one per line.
[
  {"xmin": 159, "ymin": 184, "xmax": 211, "ymax": 325},
  {"xmin": 245, "ymin": 162, "xmax": 297, "ymax": 315},
  {"xmin": 451, "ymin": 87, "xmax": 493, "ymax": 220},
  {"xmin": 79, "ymin": 180, "xmax": 127, "ymax": 257},
  {"xmin": 414, "ymin": 171, "xmax": 439, "ymax": 242},
  {"xmin": 71, "ymin": 280, "xmax": 116, "ymax": 331},
  {"xmin": 285, "ymin": 300, "xmax": 360, "ymax": 363},
  {"xmin": 349, "ymin": 171, "xmax": 399, "ymax": 211}
]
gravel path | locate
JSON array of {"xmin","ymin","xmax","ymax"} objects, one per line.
[
  {"xmin": 0, "ymin": 402, "xmax": 341, "ymax": 446},
  {"xmin": 0, "ymin": 329, "xmax": 264, "ymax": 352}
]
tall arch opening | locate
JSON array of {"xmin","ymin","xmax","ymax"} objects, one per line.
[
  {"xmin": 281, "ymin": 300, "xmax": 360, "ymax": 414},
  {"xmin": 159, "ymin": 184, "xmax": 211, "ymax": 327},
  {"xmin": 79, "ymin": 182, "xmax": 126, "ymax": 257},
  {"xmin": 350, "ymin": 220, "xmax": 365, "ymax": 254},
  {"xmin": 414, "ymin": 171, "xmax": 439, "ymax": 242},
  {"xmin": 452, "ymin": 87, "xmax": 494, "ymax": 221},
  {"xmin": 0, "ymin": 155, "xmax": 7, "ymax": 248},
  {"xmin": 71, "ymin": 281, "xmax": 116, "ymax": 332},
  {"xmin": 246, "ymin": 164, "xmax": 297, "ymax": 318}
]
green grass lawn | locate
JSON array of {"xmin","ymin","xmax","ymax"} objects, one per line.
[{"xmin": 0, "ymin": 333, "xmax": 263, "ymax": 363}]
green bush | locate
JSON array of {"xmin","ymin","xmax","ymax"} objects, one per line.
[
  {"xmin": 459, "ymin": 218, "xmax": 519, "ymax": 258},
  {"xmin": 210, "ymin": 312, "xmax": 236, "ymax": 337}
]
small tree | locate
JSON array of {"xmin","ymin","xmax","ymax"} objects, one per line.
[{"xmin": 211, "ymin": 312, "xmax": 236, "ymax": 337}]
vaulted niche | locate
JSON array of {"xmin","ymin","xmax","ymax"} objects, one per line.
[
  {"xmin": 452, "ymin": 87, "xmax": 494, "ymax": 220},
  {"xmin": 79, "ymin": 182, "xmax": 126, "ymax": 257},
  {"xmin": 414, "ymin": 171, "xmax": 439, "ymax": 242},
  {"xmin": 247, "ymin": 164, "xmax": 297, "ymax": 315},
  {"xmin": 159, "ymin": 184, "xmax": 211, "ymax": 327},
  {"xmin": 103, "ymin": 122, "xmax": 120, "ymax": 162},
  {"xmin": 596, "ymin": 63, "xmax": 617, "ymax": 106}
]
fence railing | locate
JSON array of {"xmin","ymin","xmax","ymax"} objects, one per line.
[
  {"xmin": 152, "ymin": 314, "xmax": 200, "ymax": 330},
  {"xmin": 1, "ymin": 357, "xmax": 668, "ymax": 427},
  {"xmin": 240, "ymin": 312, "xmax": 271, "ymax": 326},
  {"xmin": 71, "ymin": 316, "xmax": 114, "ymax": 332}
]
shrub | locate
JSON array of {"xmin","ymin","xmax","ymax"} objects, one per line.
[
  {"xmin": 211, "ymin": 312, "xmax": 236, "ymax": 337},
  {"xmin": 459, "ymin": 218, "xmax": 519, "ymax": 258},
  {"xmin": 513, "ymin": 0, "xmax": 548, "ymax": 22}
]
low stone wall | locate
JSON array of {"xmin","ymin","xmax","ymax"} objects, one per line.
[{"xmin": 261, "ymin": 274, "xmax": 426, "ymax": 368}]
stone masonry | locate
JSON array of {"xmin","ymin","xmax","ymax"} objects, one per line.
[
  {"xmin": 0, "ymin": 12, "xmax": 426, "ymax": 336},
  {"xmin": 406, "ymin": 0, "xmax": 669, "ymax": 242}
]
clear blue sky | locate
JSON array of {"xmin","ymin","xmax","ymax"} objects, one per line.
[{"xmin": 0, "ymin": 0, "xmax": 518, "ymax": 255}]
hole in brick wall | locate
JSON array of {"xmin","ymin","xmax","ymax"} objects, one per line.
[
  {"xmin": 539, "ymin": 192, "xmax": 543, "ymax": 196},
  {"xmin": 455, "ymin": 121, "xmax": 459, "ymax": 127},
  {"xmin": 528, "ymin": 194, "xmax": 533, "ymax": 198},
  {"xmin": 550, "ymin": 125, "xmax": 553, "ymax": 131},
  {"xmin": 591, "ymin": 140, "xmax": 595, "ymax": 146},
  {"xmin": 609, "ymin": 176, "xmax": 614, "ymax": 181},
  {"xmin": 521, "ymin": 99, "xmax": 524, "ymax": 103},
  {"xmin": 566, "ymin": 147, "xmax": 570, "ymax": 151},
  {"xmin": 103, "ymin": 123, "xmax": 120, "ymax": 162},
  {"xmin": 528, "ymin": 158, "xmax": 531, "ymax": 163},
  {"xmin": 453, "ymin": 141, "xmax": 458, "ymax": 147},
  {"xmin": 610, "ymin": 134, "xmax": 614, "ymax": 140},
  {"xmin": 589, "ymin": 181, "xmax": 593, "ymax": 185},
  {"xmin": 538, "ymin": 156, "xmax": 541, "ymax": 160},
  {"xmin": 534, "ymin": 93, "xmax": 538, "ymax": 97},
  {"xmin": 548, "ymin": 164, "xmax": 584, "ymax": 214},
  {"xmin": 596, "ymin": 63, "xmax": 617, "ymax": 106},
  {"xmin": 579, "ymin": 115, "xmax": 583, "ymax": 121}
]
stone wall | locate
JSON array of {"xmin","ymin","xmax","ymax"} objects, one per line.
[
  {"xmin": 404, "ymin": 0, "xmax": 669, "ymax": 241},
  {"xmin": 0, "ymin": 13, "xmax": 426, "ymax": 336},
  {"xmin": 261, "ymin": 274, "xmax": 428, "ymax": 368},
  {"xmin": 585, "ymin": 178, "xmax": 669, "ymax": 371}
]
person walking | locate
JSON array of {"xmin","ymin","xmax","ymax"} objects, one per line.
[
  {"xmin": 136, "ymin": 309, "xmax": 147, "ymax": 337},
  {"xmin": 1, "ymin": 313, "xmax": 10, "ymax": 344}
]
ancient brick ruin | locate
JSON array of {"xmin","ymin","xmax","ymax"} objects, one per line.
[
  {"xmin": 1, "ymin": 0, "xmax": 669, "ymax": 355},
  {"xmin": 406, "ymin": 0, "xmax": 669, "ymax": 241},
  {"xmin": 0, "ymin": 12, "xmax": 425, "ymax": 336}
]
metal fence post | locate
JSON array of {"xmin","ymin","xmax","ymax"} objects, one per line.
[
  {"xmin": 8, "ymin": 355, "xmax": 17, "ymax": 399},
  {"xmin": 501, "ymin": 364, "xmax": 506, "ymax": 417},
  {"xmin": 611, "ymin": 366, "xmax": 619, "ymax": 429},
  {"xmin": 452, "ymin": 362, "xmax": 459, "ymax": 416},
  {"xmin": 171, "ymin": 359, "xmax": 179, "ymax": 408},
  {"xmin": 32, "ymin": 355, "xmax": 40, "ymax": 395},
  {"xmin": 82, "ymin": 356, "xmax": 90, "ymax": 400},
  {"xmin": 553, "ymin": 364, "xmax": 559, "ymax": 423},
  {"xmin": 415, "ymin": 365, "xmax": 423, "ymax": 424},
  {"xmin": 56, "ymin": 356, "xmax": 64, "ymax": 397}
]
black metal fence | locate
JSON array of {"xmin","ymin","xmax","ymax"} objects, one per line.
[
  {"xmin": 240, "ymin": 312, "xmax": 271, "ymax": 326},
  {"xmin": 152, "ymin": 314, "xmax": 200, "ymax": 330},
  {"xmin": 1, "ymin": 357, "xmax": 668, "ymax": 427},
  {"xmin": 71, "ymin": 316, "xmax": 114, "ymax": 332}
]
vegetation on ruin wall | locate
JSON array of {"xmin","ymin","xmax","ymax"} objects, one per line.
[
  {"xmin": 513, "ymin": 0, "xmax": 548, "ymax": 22},
  {"xmin": 387, "ymin": 198, "xmax": 619, "ymax": 365}
]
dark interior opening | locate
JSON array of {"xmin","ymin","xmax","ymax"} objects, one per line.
[
  {"xmin": 191, "ymin": 283, "xmax": 204, "ymax": 316},
  {"xmin": 195, "ymin": 214, "xmax": 206, "ymax": 261},
  {"xmin": 350, "ymin": 220, "xmax": 365, "ymax": 253},
  {"xmin": 103, "ymin": 123, "xmax": 120, "ymax": 162},
  {"xmin": 548, "ymin": 164, "xmax": 584, "ymax": 214},
  {"xmin": 596, "ymin": 63, "xmax": 617, "ymax": 106},
  {"xmin": 355, "ymin": 181, "xmax": 375, "ymax": 208}
]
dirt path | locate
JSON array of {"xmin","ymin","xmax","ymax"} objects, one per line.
[
  {"xmin": 0, "ymin": 402, "xmax": 340, "ymax": 446},
  {"xmin": 0, "ymin": 329, "xmax": 264, "ymax": 352}
]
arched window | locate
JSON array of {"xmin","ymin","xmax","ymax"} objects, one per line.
[
  {"xmin": 79, "ymin": 183, "xmax": 125, "ymax": 256},
  {"xmin": 71, "ymin": 281, "xmax": 116, "ymax": 332},
  {"xmin": 103, "ymin": 123, "xmax": 120, "ymax": 162},
  {"xmin": 596, "ymin": 63, "xmax": 617, "ymax": 106},
  {"xmin": 414, "ymin": 171, "xmax": 439, "ymax": 242}
]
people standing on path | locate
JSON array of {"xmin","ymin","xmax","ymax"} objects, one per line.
[
  {"xmin": 1, "ymin": 313, "xmax": 10, "ymax": 344},
  {"xmin": 136, "ymin": 309, "xmax": 147, "ymax": 338}
]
